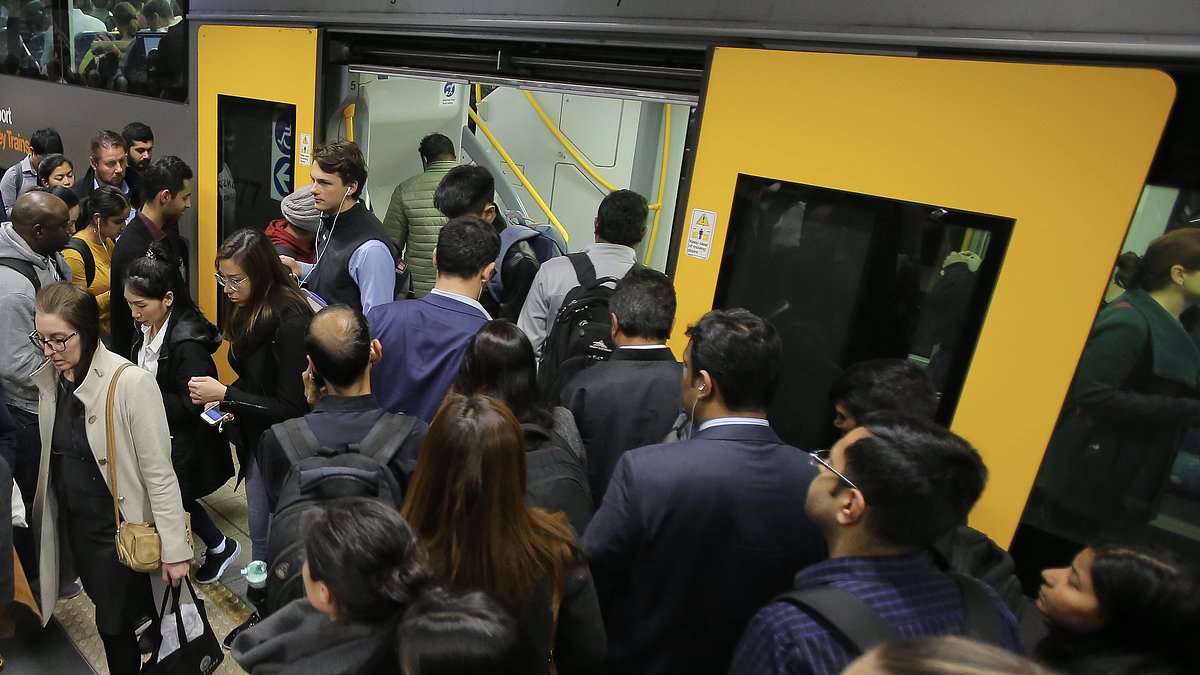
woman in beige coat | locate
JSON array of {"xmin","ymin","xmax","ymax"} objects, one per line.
[{"xmin": 30, "ymin": 282, "xmax": 191, "ymax": 675}]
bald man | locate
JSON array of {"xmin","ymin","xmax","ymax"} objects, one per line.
[{"xmin": 0, "ymin": 189, "xmax": 73, "ymax": 571}]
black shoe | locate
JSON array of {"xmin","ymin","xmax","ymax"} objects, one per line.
[
  {"xmin": 223, "ymin": 613, "xmax": 259, "ymax": 650},
  {"xmin": 196, "ymin": 537, "xmax": 242, "ymax": 584},
  {"xmin": 57, "ymin": 579, "xmax": 83, "ymax": 600}
]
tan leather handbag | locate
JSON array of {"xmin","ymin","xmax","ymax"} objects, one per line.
[{"xmin": 104, "ymin": 363, "xmax": 192, "ymax": 572}]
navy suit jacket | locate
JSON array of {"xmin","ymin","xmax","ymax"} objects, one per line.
[
  {"xmin": 367, "ymin": 292, "xmax": 489, "ymax": 421},
  {"xmin": 581, "ymin": 423, "xmax": 827, "ymax": 675}
]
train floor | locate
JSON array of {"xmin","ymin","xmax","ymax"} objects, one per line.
[{"xmin": 1, "ymin": 477, "xmax": 254, "ymax": 674}]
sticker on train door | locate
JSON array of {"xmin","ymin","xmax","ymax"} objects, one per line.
[
  {"xmin": 686, "ymin": 208, "xmax": 717, "ymax": 260},
  {"xmin": 441, "ymin": 82, "xmax": 460, "ymax": 107}
]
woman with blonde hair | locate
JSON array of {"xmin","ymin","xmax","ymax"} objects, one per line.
[
  {"xmin": 30, "ymin": 282, "xmax": 190, "ymax": 675},
  {"xmin": 401, "ymin": 393, "xmax": 605, "ymax": 675}
]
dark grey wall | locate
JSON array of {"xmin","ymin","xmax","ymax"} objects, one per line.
[
  {"xmin": 189, "ymin": 0, "xmax": 1200, "ymax": 46},
  {"xmin": 0, "ymin": 76, "xmax": 200, "ymax": 280}
]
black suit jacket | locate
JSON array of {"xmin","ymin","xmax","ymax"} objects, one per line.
[
  {"xmin": 74, "ymin": 166, "xmax": 141, "ymax": 208},
  {"xmin": 257, "ymin": 394, "xmax": 428, "ymax": 512},
  {"xmin": 581, "ymin": 423, "xmax": 827, "ymax": 675},
  {"xmin": 560, "ymin": 347, "xmax": 682, "ymax": 503},
  {"xmin": 108, "ymin": 213, "xmax": 187, "ymax": 356}
]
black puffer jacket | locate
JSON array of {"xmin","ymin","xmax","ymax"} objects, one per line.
[{"xmin": 131, "ymin": 306, "xmax": 234, "ymax": 500}]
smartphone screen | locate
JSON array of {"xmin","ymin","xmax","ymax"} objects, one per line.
[{"xmin": 201, "ymin": 405, "xmax": 224, "ymax": 425}]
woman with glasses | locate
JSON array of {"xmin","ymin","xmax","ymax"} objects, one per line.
[
  {"xmin": 186, "ymin": 228, "xmax": 312, "ymax": 639},
  {"xmin": 401, "ymin": 393, "xmax": 606, "ymax": 675},
  {"xmin": 29, "ymin": 282, "xmax": 190, "ymax": 675},
  {"xmin": 62, "ymin": 186, "xmax": 130, "ymax": 336},
  {"xmin": 126, "ymin": 241, "xmax": 238, "ymax": 584}
]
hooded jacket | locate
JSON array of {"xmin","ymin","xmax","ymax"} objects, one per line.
[
  {"xmin": 0, "ymin": 222, "xmax": 70, "ymax": 413},
  {"xmin": 265, "ymin": 220, "xmax": 315, "ymax": 264},
  {"xmin": 131, "ymin": 306, "xmax": 234, "ymax": 500},
  {"xmin": 232, "ymin": 599, "xmax": 396, "ymax": 675}
]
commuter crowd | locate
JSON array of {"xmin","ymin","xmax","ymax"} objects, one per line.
[{"xmin": 1, "ymin": 126, "xmax": 1198, "ymax": 675}]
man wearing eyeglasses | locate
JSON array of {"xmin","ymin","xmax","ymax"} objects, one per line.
[
  {"xmin": 729, "ymin": 414, "xmax": 1022, "ymax": 675},
  {"xmin": 582, "ymin": 308, "xmax": 827, "ymax": 675},
  {"xmin": 0, "ymin": 190, "xmax": 72, "ymax": 574}
]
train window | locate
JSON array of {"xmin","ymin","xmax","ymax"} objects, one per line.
[
  {"xmin": 713, "ymin": 174, "xmax": 1012, "ymax": 451},
  {"xmin": 0, "ymin": 1, "xmax": 188, "ymax": 102},
  {"xmin": 216, "ymin": 95, "xmax": 297, "ymax": 319},
  {"xmin": 336, "ymin": 72, "xmax": 692, "ymax": 269}
]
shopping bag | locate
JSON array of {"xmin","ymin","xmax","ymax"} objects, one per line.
[{"xmin": 141, "ymin": 577, "xmax": 224, "ymax": 674}]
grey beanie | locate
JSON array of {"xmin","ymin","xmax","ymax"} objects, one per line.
[{"xmin": 280, "ymin": 185, "xmax": 322, "ymax": 232}]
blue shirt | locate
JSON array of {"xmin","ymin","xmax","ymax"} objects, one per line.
[
  {"xmin": 299, "ymin": 239, "xmax": 395, "ymax": 314},
  {"xmin": 728, "ymin": 554, "xmax": 1022, "ymax": 675}
]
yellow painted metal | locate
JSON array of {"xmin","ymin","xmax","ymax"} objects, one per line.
[
  {"xmin": 197, "ymin": 25, "xmax": 319, "ymax": 381},
  {"xmin": 466, "ymin": 105, "xmax": 570, "ymax": 242},
  {"xmin": 673, "ymin": 47, "xmax": 1174, "ymax": 544},
  {"xmin": 343, "ymin": 103, "xmax": 356, "ymax": 142},
  {"xmin": 522, "ymin": 89, "xmax": 619, "ymax": 193},
  {"xmin": 644, "ymin": 104, "xmax": 672, "ymax": 264}
]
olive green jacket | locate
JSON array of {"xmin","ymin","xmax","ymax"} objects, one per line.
[
  {"xmin": 1038, "ymin": 289, "xmax": 1200, "ymax": 523},
  {"xmin": 381, "ymin": 160, "xmax": 457, "ymax": 296}
]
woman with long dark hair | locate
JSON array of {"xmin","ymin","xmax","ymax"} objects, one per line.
[
  {"xmin": 454, "ymin": 319, "xmax": 591, "ymax": 531},
  {"xmin": 187, "ymin": 228, "xmax": 312, "ymax": 637},
  {"xmin": 31, "ymin": 282, "xmax": 190, "ymax": 675},
  {"xmin": 1034, "ymin": 542, "xmax": 1199, "ymax": 674},
  {"xmin": 36, "ymin": 154, "xmax": 75, "ymax": 189},
  {"xmin": 233, "ymin": 497, "xmax": 433, "ymax": 674},
  {"xmin": 126, "ymin": 241, "xmax": 238, "ymax": 583},
  {"xmin": 401, "ymin": 394, "xmax": 605, "ymax": 675},
  {"xmin": 63, "ymin": 186, "xmax": 129, "ymax": 336}
]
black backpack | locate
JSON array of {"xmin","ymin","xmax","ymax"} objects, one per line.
[
  {"xmin": 523, "ymin": 422, "xmax": 593, "ymax": 533},
  {"xmin": 264, "ymin": 413, "xmax": 418, "ymax": 614},
  {"xmin": 536, "ymin": 254, "xmax": 640, "ymax": 399},
  {"xmin": 64, "ymin": 239, "xmax": 96, "ymax": 286},
  {"xmin": 773, "ymin": 573, "xmax": 1010, "ymax": 656}
]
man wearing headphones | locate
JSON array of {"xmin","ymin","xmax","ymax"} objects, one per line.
[
  {"xmin": 280, "ymin": 141, "xmax": 398, "ymax": 313},
  {"xmin": 582, "ymin": 308, "xmax": 828, "ymax": 675}
]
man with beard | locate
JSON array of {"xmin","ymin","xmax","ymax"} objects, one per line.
[
  {"xmin": 121, "ymin": 122, "xmax": 154, "ymax": 205},
  {"xmin": 109, "ymin": 156, "xmax": 192, "ymax": 356}
]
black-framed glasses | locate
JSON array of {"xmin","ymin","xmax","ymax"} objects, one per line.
[
  {"xmin": 214, "ymin": 272, "xmax": 244, "ymax": 291},
  {"xmin": 809, "ymin": 449, "xmax": 867, "ymax": 502},
  {"xmin": 29, "ymin": 330, "xmax": 77, "ymax": 353}
]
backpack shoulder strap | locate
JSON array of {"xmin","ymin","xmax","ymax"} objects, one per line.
[
  {"xmin": 272, "ymin": 417, "xmax": 322, "ymax": 465},
  {"xmin": 356, "ymin": 413, "xmax": 420, "ymax": 464},
  {"xmin": 950, "ymin": 573, "xmax": 1009, "ymax": 647},
  {"xmin": 0, "ymin": 258, "xmax": 40, "ymax": 292},
  {"xmin": 773, "ymin": 586, "xmax": 901, "ymax": 656},
  {"xmin": 567, "ymin": 252, "xmax": 597, "ymax": 287},
  {"xmin": 65, "ymin": 239, "xmax": 96, "ymax": 286}
]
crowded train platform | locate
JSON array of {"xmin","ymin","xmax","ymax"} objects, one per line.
[{"xmin": 2, "ymin": 1, "xmax": 1200, "ymax": 674}]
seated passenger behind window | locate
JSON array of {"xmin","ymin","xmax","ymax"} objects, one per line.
[
  {"xmin": 581, "ymin": 309, "xmax": 826, "ymax": 675},
  {"xmin": 368, "ymin": 216, "xmax": 499, "ymax": 422},
  {"xmin": 1034, "ymin": 542, "xmax": 1200, "ymax": 675},
  {"xmin": 844, "ymin": 636, "xmax": 1051, "ymax": 675},
  {"xmin": 1034, "ymin": 229, "xmax": 1200, "ymax": 540},
  {"xmin": 383, "ymin": 133, "xmax": 458, "ymax": 297},
  {"xmin": 730, "ymin": 413, "xmax": 1022, "ymax": 675},
  {"xmin": 829, "ymin": 358, "xmax": 1025, "ymax": 618},
  {"xmin": 398, "ymin": 588, "xmax": 541, "ymax": 675},
  {"xmin": 518, "ymin": 189, "xmax": 649, "ymax": 356},
  {"xmin": 433, "ymin": 165, "xmax": 540, "ymax": 321},
  {"xmin": 401, "ymin": 393, "xmax": 606, "ymax": 675},
  {"xmin": 453, "ymin": 319, "xmax": 591, "ymax": 533},
  {"xmin": 559, "ymin": 268, "xmax": 682, "ymax": 505},
  {"xmin": 232, "ymin": 498, "xmax": 433, "ymax": 675}
]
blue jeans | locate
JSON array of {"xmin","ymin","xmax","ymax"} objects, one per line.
[
  {"xmin": 183, "ymin": 498, "xmax": 225, "ymax": 550},
  {"xmin": 245, "ymin": 456, "xmax": 270, "ymax": 561}
]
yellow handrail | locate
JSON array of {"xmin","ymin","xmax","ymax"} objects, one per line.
[
  {"xmin": 343, "ymin": 103, "xmax": 356, "ymax": 143},
  {"xmin": 644, "ymin": 104, "xmax": 672, "ymax": 264},
  {"xmin": 466, "ymin": 106, "xmax": 570, "ymax": 243},
  {"xmin": 522, "ymin": 90, "xmax": 619, "ymax": 193}
]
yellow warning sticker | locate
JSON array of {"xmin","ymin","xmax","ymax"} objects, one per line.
[{"xmin": 686, "ymin": 208, "xmax": 717, "ymax": 260}]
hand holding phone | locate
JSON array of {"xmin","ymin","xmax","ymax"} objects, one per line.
[{"xmin": 201, "ymin": 404, "xmax": 225, "ymax": 426}]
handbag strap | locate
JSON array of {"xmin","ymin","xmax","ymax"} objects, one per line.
[{"xmin": 105, "ymin": 363, "xmax": 134, "ymax": 533}]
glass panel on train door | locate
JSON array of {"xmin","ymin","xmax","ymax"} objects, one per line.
[
  {"xmin": 713, "ymin": 175, "xmax": 1013, "ymax": 451},
  {"xmin": 215, "ymin": 95, "xmax": 297, "ymax": 320}
]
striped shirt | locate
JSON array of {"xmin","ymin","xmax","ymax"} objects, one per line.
[{"xmin": 728, "ymin": 554, "xmax": 1022, "ymax": 675}]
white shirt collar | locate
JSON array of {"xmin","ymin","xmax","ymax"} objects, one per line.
[
  {"xmin": 141, "ymin": 316, "xmax": 169, "ymax": 357},
  {"xmin": 618, "ymin": 344, "xmax": 670, "ymax": 350},
  {"xmin": 429, "ymin": 288, "xmax": 492, "ymax": 320},
  {"xmin": 696, "ymin": 417, "xmax": 771, "ymax": 432}
]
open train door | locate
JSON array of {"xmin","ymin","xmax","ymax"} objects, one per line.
[{"xmin": 671, "ymin": 47, "xmax": 1175, "ymax": 545}]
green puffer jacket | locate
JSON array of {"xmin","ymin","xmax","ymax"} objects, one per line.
[{"xmin": 382, "ymin": 159, "xmax": 457, "ymax": 296}]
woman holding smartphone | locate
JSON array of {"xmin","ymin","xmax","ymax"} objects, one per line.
[
  {"xmin": 187, "ymin": 228, "xmax": 312, "ymax": 639},
  {"xmin": 31, "ymin": 282, "xmax": 190, "ymax": 675},
  {"xmin": 126, "ymin": 242, "xmax": 238, "ymax": 584}
]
